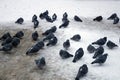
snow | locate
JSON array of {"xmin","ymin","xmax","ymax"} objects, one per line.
[{"xmin": 0, "ymin": 0, "xmax": 120, "ymax": 80}]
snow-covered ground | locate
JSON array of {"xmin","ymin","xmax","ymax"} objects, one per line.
[{"xmin": 0, "ymin": 0, "xmax": 120, "ymax": 80}]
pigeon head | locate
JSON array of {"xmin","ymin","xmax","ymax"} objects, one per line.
[
  {"xmin": 66, "ymin": 39, "xmax": 69, "ymax": 42},
  {"xmin": 78, "ymin": 48, "xmax": 83, "ymax": 51},
  {"xmin": 83, "ymin": 64, "xmax": 87, "ymax": 67},
  {"xmin": 104, "ymin": 53, "xmax": 108, "ymax": 57},
  {"xmin": 104, "ymin": 37, "xmax": 107, "ymax": 41}
]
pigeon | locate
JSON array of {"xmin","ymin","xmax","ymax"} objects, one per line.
[
  {"xmin": 32, "ymin": 14, "xmax": 37, "ymax": 22},
  {"xmin": 73, "ymin": 48, "xmax": 84, "ymax": 63},
  {"xmin": 0, "ymin": 32, "xmax": 11, "ymax": 41},
  {"xmin": 33, "ymin": 20, "xmax": 39, "ymax": 29},
  {"xmin": 15, "ymin": 17, "xmax": 24, "ymax": 24},
  {"xmin": 93, "ymin": 16, "xmax": 103, "ymax": 22},
  {"xmin": 107, "ymin": 13, "xmax": 117, "ymax": 20},
  {"xmin": 92, "ymin": 37, "xmax": 107, "ymax": 45},
  {"xmin": 43, "ymin": 10, "xmax": 49, "ymax": 15},
  {"xmin": 52, "ymin": 13, "xmax": 57, "ymax": 21},
  {"xmin": 93, "ymin": 46, "xmax": 104, "ymax": 59},
  {"xmin": 43, "ymin": 33, "xmax": 55, "ymax": 41},
  {"xmin": 75, "ymin": 64, "xmax": 88, "ymax": 80},
  {"xmin": 59, "ymin": 20, "xmax": 69, "ymax": 28},
  {"xmin": 74, "ymin": 15, "xmax": 82, "ymax": 22},
  {"xmin": 42, "ymin": 26, "xmax": 57, "ymax": 36},
  {"xmin": 113, "ymin": 16, "xmax": 119, "ymax": 24},
  {"xmin": 46, "ymin": 37, "xmax": 58, "ymax": 46},
  {"xmin": 50, "ymin": 26, "xmax": 57, "ymax": 33},
  {"xmin": 87, "ymin": 44, "xmax": 96, "ymax": 53},
  {"xmin": 32, "ymin": 31, "xmax": 39, "ymax": 41},
  {"xmin": 63, "ymin": 39, "xmax": 70, "ymax": 49},
  {"xmin": 62, "ymin": 12, "xmax": 68, "ymax": 22},
  {"xmin": 91, "ymin": 53, "xmax": 108, "ymax": 64},
  {"xmin": 63, "ymin": 12, "xmax": 68, "ymax": 19},
  {"xmin": 0, "ymin": 43, "xmax": 13, "ymax": 52},
  {"xmin": 39, "ymin": 13, "xmax": 44, "ymax": 19},
  {"xmin": 35, "ymin": 57, "xmax": 46, "ymax": 69},
  {"xmin": 39, "ymin": 10, "xmax": 49, "ymax": 19},
  {"xmin": 106, "ymin": 40, "xmax": 118, "ymax": 49},
  {"xmin": 59, "ymin": 49, "xmax": 73, "ymax": 59},
  {"xmin": 1, "ymin": 37, "xmax": 13, "ymax": 46},
  {"xmin": 26, "ymin": 41, "xmax": 44, "ymax": 55},
  {"xmin": 71, "ymin": 34, "xmax": 81, "ymax": 41},
  {"xmin": 13, "ymin": 31, "xmax": 24, "ymax": 39},
  {"xmin": 11, "ymin": 37, "xmax": 20, "ymax": 47},
  {"xmin": 42, "ymin": 30, "xmax": 52, "ymax": 36},
  {"xmin": 45, "ymin": 15, "xmax": 53, "ymax": 23}
]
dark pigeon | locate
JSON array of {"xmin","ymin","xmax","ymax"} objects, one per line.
[
  {"xmin": 63, "ymin": 39, "xmax": 70, "ymax": 49},
  {"xmin": 32, "ymin": 31, "xmax": 39, "ymax": 41},
  {"xmin": 93, "ymin": 16, "xmax": 103, "ymax": 22},
  {"xmin": 33, "ymin": 20, "xmax": 39, "ymax": 29},
  {"xmin": 15, "ymin": 17, "xmax": 24, "ymax": 24},
  {"xmin": 46, "ymin": 37, "xmax": 58, "ymax": 46},
  {"xmin": 106, "ymin": 40, "xmax": 118, "ymax": 49},
  {"xmin": 1, "ymin": 37, "xmax": 13, "ymax": 46},
  {"xmin": 43, "ymin": 33, "xmax": 55, "ymax": 41},
  {"xmin": 107, "ymin": 13, "xmax": 117, "ymax": 20},
  {"xmin": 35, "ymin": 57, "xmax": 46, "ymax": 69},
  {"xmin": 0, "ymin": 43, "xmax": 13, "ymax": 52},
  {"xmin": 52, "ymin": 13, "xmax": 57, "ymax": 21},
  {"xmin": 0, "ymin": 32, "xmax": 11, "ymax": 41},
  {"xmin": 113, "ymin": 16, "xmax": 119, "ymax": 24},
  {"xmin": 59, "ymin": 49, "xmax": 73, "ymax": 59},
  {"xmin": 75, "ymin": 64, "xmax": 88, "ymax": 80},
  {"xmin": 74, "ymin": 15, "xmax": 82, "ymax": 22},
  {"xmin": 92, "ymin": 37, "xmax": 107, "ymax": 46},
  {"xmin": 45, "ymin": 15, "xmax": 53, "ymax": 23},
  {"xmin": 59, "ymin": 20, "xmax": 69, "ymax": 28},
  {"xmin": 32, "ymin": 14, "xmax": 37, "ymax": 22},
  {"xmin": 11, "ymin": 37, "xmax": 20, "ymax": 47},
  {"xmin": 87, "ymin": 44, "xmax": 96, "ymax": 53},
  {"xmin": 39, "ymin": 10, "xmax": 49, "ymax": 19},
  {"xmin": 62, "ymin": 12, "xmax": 68, "ymax": 22},
  {"xmin": 13, "ymin": 31, "xmax": 24, "ymax": 39},
  {"xmin": 42, "ymin": 26, "xmax": 57, "ymax": 36},
  {"xmin": 73, "ymin": 48, "xmax": 84, "ymax": 63},
  {"xmin": 50, "ymin": 26, "xmax": 57, "ymax": 33},
  {"xmin": 26, "ymin": 41, "xmax": 44, "ymax": 55},
  {"xmin": 93, "ymin": 46, "xmax": 104, "ymax": 59},
  {"xmin": 71, "ymin": 34, "xmax": 81, "ymax": 41},
  {"xmin": 39, "ymin": 13, "xmax": 44, "ymax": 19},
  {"xmin": 91, "ymin": 53, "xmax": 108, "ymax": 64}
]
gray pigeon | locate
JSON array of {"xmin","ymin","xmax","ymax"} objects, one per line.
[
  {"xmin": 87, "ymin": 44, "xmax": 96, "ymax": 53},
  {"xmin": 15, "ymin": 17, "xmax": 24, "ymax": 24},
  {"xmin": 74, "ymin": 15, "xmax": 82, "ymax": 22},
  {"xmin": 0, "ymin": 43, "xmax": 13, "ymax": 52},
  {"xmin": 35, "ymin": 57, "xmax": 46, "ymax": 69},
  {"xmin": 93, "ymin": 46, "xmax": 104, "ymax": 59},
  {"xmin": 75, "ymin": 64, "xmax": 88, "ymax": 80},
  {"xmin": 63, "ymin": 39, "xmax": 70, "ymax": 49},
  {"xmin": 59, "ymin": 49, "xmax": 73, "ymax": 59},
  {"xmin": 71, "ymin": 34, "xmax": 81, "ymax": 41},
  {"xmin": 26, "ymin": 41, "xmax": 44, "ymax": 55},
  {"xmin": 91, "ymin": 53, "xmax": 108, "ymax": 64},
  {"xmin": 73, "ymin": 48, "xmax": 84, "ymax": 63},
  {"xmin": 107, "ymin": 13, "xmax": 117, "ymax": 20},
  {"xmin": 92, "ymin": 37, "xmax": 107, "ymax": 45},
  {"xmin": 93, "ymin": 16, "xmax": 103, "ymax": 22},
  {"xmin": 106, "ymin": 40, "xmax": 118, "ymax": 49}
]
